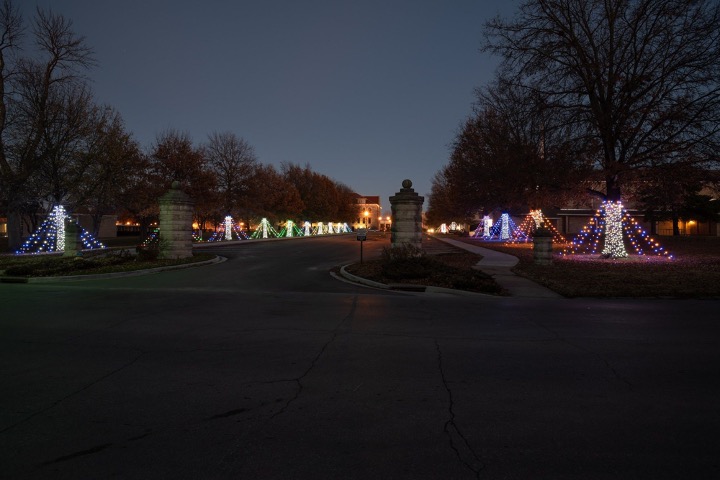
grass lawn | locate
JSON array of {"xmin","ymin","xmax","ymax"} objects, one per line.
[
  {"xmin": 0, "ymin": 241, "xmax": 214, "ymax": 278},
  {"xmin": 457, "ymin": 235, "xmax": 720, "ymax": 298}
]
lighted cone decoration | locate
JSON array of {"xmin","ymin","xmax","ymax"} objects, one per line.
[
  {"xmin": 485, "ymin": 213, "xmax": 525, "ymax": 241},
  {"xmin": 208, "ymin": 215, "xmax": 249, "ymax": 241},
  {"xmin": 16, "ymin": 205, "xmax": 105, "ymax": 254},
  {"xmin": 278, "ymin": 220, "xmax": 304, "ymax": 237},
  {"xmin": 511, "ymin": 210, "xmax": 567, "ymax": 244},
  {"xmin": 250, "ymin": 218, "xmax": 279, "ymax": 239},
  {"xmin": 562, "ymin": 200, "xmax": 672, "ymax": 259},
  {"xmin": 473, "ymin": 216, "xmax": 493, "ymax": 238},
  {"xmin": 313, "ymin": 222, "xmax": 326, "ymax": 235}
]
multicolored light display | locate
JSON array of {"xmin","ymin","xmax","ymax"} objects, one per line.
[
  {"xmin": 207, "ymin": 215, "xmax": 249, "ymax": 242},
  {"xmin": 278, "ymin": 220, "xmax": 304, "ymax": 237},
  {"xmin": 562, "ymin": 201, "xmax": 673, "ymax": 259},
  {"xmin": 473, "ymin": 216, "xmax": 493, "ymax": 238},
  {"xmin": 140, "ymin": 228, "xmax": 160, "ymax": 248},
  {"xmin": 512, "ymin": 209, "xmax": 567, "ymax": 244},
  {"xmin": 251, "ymin": 218, "xmax": 279, "ymax": 239}
]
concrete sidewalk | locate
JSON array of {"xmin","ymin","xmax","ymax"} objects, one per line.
[{"xmin": 434, "ymin": 237, "xmax": 562, "ymax": 298}]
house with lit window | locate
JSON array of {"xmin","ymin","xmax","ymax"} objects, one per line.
[{"xmin": 353, "ymin": 194, "xmax": 384, "ymax": 231}]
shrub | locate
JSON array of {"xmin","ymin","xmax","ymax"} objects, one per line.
[{"xmin": 136, "ymin": 246, "xmax": 159, "ymax": 261}]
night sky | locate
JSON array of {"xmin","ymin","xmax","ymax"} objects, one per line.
[{"xmin": 26, "ymin": 0, "xmax": 518, "ymax": 212}]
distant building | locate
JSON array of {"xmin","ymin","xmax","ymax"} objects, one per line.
[{"xmin": 353, "ymin": 194, "xmax": 384, "ymax": 230}]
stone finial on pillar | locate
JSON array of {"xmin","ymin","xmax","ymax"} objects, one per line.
[
  {"xmin": 389, "ymin": 179, "xmax": 424, "ymax": 249},
  {"xmin": 158, "ymin": 181, "xmax": 195, "ymax": 259}
]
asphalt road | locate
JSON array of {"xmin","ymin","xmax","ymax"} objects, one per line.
[{"xmin": 1, "ymin": 233, "xmax": 718, "ymax": 479}]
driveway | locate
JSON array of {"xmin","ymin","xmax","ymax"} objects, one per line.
[{"xmin": 1, "ymin": 234, "xmax": 718, "ymax": 479}]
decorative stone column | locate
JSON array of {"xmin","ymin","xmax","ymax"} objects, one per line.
[
  {"xmin": 533, "ymin": 224, "xmax": 553, "ymax": 265},
  {"xmin": 159, "ymin": 181, "xmax": 195, "ymax": 259},
  {"xmin": 389, "ymin": 179, "xmax": 424, "ymax": 249},
  {"xmin": 62, "ymin": 219, "xmax": 82, "ymax": 257}
]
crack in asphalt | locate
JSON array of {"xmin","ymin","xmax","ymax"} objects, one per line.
[
  {"xmin": 269, "ymin": 295, "xmax": 358, "ymax": 420},
  {"xmin": 41, "ymin": 443, "xmax": 113, "ymax": 465},
  {"xmin": 1, "ymin": 351, "xmax": 146, "ymax": 434},
  {"xmin": 532, "ymin": 320, "xmax": 634, "ymax": 389},
  {"xmin": 213, "ymin": 295, "xmax": 359, "ymax": 474},
  {"xmin": 435, "ymin": 339, "xmax": 485, "ymax": 479}
]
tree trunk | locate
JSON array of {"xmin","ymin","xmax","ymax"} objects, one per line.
[
  {"xmin": 606, "ymin": 175, "xmax": 622, "ymax": 202},
  {"xmin": 672, "ymin": 209, "xmax": 681, "ymax": 236},
  {"xmin": 6, "ymin": 206, "xmax": 23, "ymax": 252},
  {"xmin": 92, "ymin": 213, "xmax": 102, "ymax": 237}
]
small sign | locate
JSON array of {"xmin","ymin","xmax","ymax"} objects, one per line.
[{"xmin": 356, "ymin": 228, "xmax": 367, "ymax": 241}]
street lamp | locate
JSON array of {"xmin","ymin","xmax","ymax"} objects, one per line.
[{"xmin": 363, "ymin": 210, "xmax": 369, "ymax": 228}]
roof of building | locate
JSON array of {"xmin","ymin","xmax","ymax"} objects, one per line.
[{"xmin": 354, "ymin": 193, "xmax": 381, "ymax": 205}]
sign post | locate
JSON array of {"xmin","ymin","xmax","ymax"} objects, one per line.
[{"xmin": 356, "ymin": 228, "xmax": 367, "ymax": 264}]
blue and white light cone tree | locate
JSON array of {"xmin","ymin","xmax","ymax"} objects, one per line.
[{"xmin": 16, "ymin": 205, "xmax": 105, "ymax": 254}]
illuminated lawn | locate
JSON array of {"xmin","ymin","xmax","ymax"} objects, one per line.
[{"xmin": 463, "ymin": 236, "xmax": 720, "ymax": 298}]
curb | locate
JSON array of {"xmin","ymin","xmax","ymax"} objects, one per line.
[
  {"xmin": 339, "ymin": 265, "xmax": 389, "ymax": 289},
  {"xmin": 1, "ymin": 255, "xmax": 226, "ymax": 284},
  {"xmin": 337, "ymin": 265, "xmax": 496, "ymax": 297}
]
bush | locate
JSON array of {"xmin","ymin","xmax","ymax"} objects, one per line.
[
  {"xmin": 380, "ymin": 244, "xmax": 430, "ymax": 280},
  {"xmin": 136, "ymin": 246, "xmax": 159, "ymax": 261}
]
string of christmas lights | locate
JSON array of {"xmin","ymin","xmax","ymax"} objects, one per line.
[
  {"xmin": 140, "ymin": 228, "xmax": 160, "ymax": 248},
  {"xmin": 509, "ymin": 209, "xmax": 567, "ymax": 244},
  {"xmin": 561, "ymin": 201, "xmax": 673, "ymax": 259},
  {"xmin": 16, "ymin": 206, "xmax": 105, "ymax": 255},
  {"xmin": 250, "ymin": 218, "xmax": 280, "ymax": 239},
  {"xmin": 472, "ymin": 216, "xmax": 493, "ymax": 238},
  {"xmin": 485, "ymin": 213, "xmax": 525, "ymax": 241},
  {"xmin": 207, "ymin": 216, "xmax": 249, "ymax": 242},
  {"xmin": 312, "ymin": 222, "xmax": 325, "ymax": 235},
  {"xmin": 277, "ymin": 220, "xmax": 305, "ymax": 237}
]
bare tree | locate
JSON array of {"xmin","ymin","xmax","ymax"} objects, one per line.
[
  {"xmin": 427, "ymin": 78, "xmax": 589, "ymax": 224},
  {"xmin": 74, "ymin": 106, "xmax": 142, "ymax": 235},
  {"xmin": 0, "ymin": 2, "xmax": 95, "ymax": 250},
  {"xmin": 33, "ymin": 84, "xmax": 96, "ymax": 207},
  {"xmin": 149, "ymin": 130, "xmax": 217, "ymax": 230},
  {"xmin": 203, "ymin": 131, "xmax": 257, "ymax": 217},
  {"xmin": 485, "ymin": 0, "xmax": 720, "ymax": 201}
]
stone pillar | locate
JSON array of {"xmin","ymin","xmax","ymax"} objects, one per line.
[
  {"xmin": 62, "ymin": 219, "xmax": 82, "ymax": 257},
  {"xmin": 389, "ymin": 179, "xmax": 424, "ymax": 249},
  {"xmin": 159, "ymin": 181, "xmax": 195, "ymax": 259},
  {"xmin": 533, "ymin": 225, "xmax": 553, "ymax": 265}
]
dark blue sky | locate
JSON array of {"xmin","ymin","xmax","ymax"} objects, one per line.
[{"xmin": 29, "ymin": 0, "xmax": 518, "ymax": 212}]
